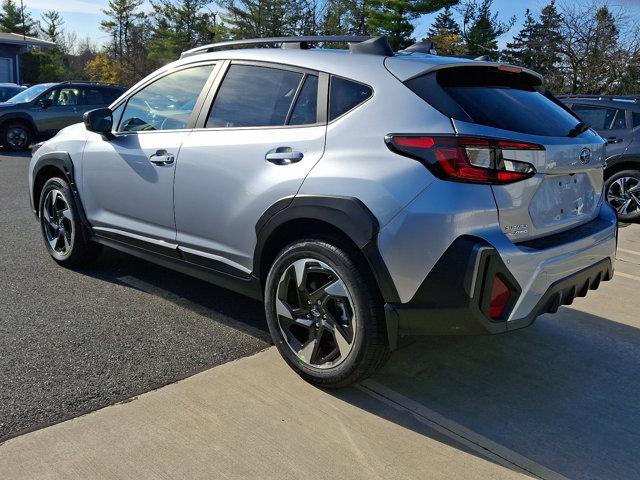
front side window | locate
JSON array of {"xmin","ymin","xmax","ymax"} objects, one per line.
[
  {"xmin": 572, "ymin": 106, "xmax": 627, "ymax": 131},
  {"xmin": 119, "ymin": 65, "xmax": 214, "ymax": 132},
  {"xmin": 44, "ymin": 87, "xmax": 81, "ymax": 106},
  {"xmin": 207, "ymin": 65, "xmax": 304, "ymax": 128}
]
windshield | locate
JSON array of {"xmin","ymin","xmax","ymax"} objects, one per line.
[{"xmin": 5, "ymin": 84, "xmax": 55, "ymax": 103}]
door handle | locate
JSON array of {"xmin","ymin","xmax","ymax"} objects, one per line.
[
  {"xmin": 607, "ymin": 137, "xmax": 624, "ymax": 144},
  {"xmin": 149, "ymin": 149, "xmax": 175, "ymax": 166},
  {"xmin": 265, "ymin": 147, "xmax": 304, "ymax": 165}
]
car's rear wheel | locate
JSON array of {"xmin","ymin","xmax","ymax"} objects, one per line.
[
  {"xmin": 39, "ymin": 177, "xmax": 101, "ymax": 266},
  {"xmin": 264, "ymin": 237, "xmax": 389, "ymax": 388},
  {"xmin": 3, "ymin": 122, "xmax": 32, "ymax": 151},
  {"xmin": 605, "ymin": 170, "xmax": 640, "ymax": 222}
]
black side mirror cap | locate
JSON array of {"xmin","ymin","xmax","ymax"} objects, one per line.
[{"xmin": 84, "ymin": 108, "xmax": 114, "ymax": 139}]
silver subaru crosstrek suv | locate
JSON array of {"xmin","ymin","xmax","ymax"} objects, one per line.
[{"xmin": 29, "ymin": 36, "xmax": 617, "ymax": 387}]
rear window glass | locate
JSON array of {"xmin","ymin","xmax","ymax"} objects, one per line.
[
  {"xmin": 207, "ymin": 65, "xmax": 303, "ymax": 128},
  {"xmin": 329, "ymin": 77, "xmax": 372, "ymax": 120},
  {"xmin": 572, "ymin": 105, "xmax": 626, "ymax": 130},
  {"xmin": 406, "ymin": 67, "xmax": 580, "ymax": 137}
]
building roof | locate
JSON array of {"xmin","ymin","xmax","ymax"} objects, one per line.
[{"xmin": 0, "ymin": 32, "xmax": 56, "ymax": 48}]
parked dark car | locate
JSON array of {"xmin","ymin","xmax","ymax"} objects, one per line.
[
  {"xmin": 561, "ymin": 95, "xmax": 640, "ymax": 221},
  {"xmin": 0, "ymin": 83, "xmax": 26, "ymax": 102},
  {"xmin": 0, "ymin": 81, "xmax": 125, "ymax": 151}
]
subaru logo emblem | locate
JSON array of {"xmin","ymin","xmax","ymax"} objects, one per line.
[{"xmin": 579, "ymin": 148, "xmax": 591, "ymax": 165}]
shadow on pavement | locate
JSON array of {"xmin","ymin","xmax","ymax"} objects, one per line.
[
  {"xmin": 333, "ymin": 308, "xmax": 640, "ymax": 480},
  {"xmin": 80, "ymin": 247, "xmax": 271, "ymax": 340}
]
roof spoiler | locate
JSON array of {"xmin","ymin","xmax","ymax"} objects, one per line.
[{"xmin": 181, "ymin": 36, "xmax": 394, "ymax": 59}]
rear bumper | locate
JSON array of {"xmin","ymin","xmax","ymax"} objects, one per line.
[{"xmin": 384, "ymin": 206, "xmax": 617, "ymax": 349}]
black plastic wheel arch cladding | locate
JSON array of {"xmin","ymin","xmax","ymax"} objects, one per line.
[
  {"xmin": 31, "ymin": 152, "xmax": 92, "ymax": 238},
  {"xmin": 253, "ymin": 195, "xmax": 401, "ymax": 305}
]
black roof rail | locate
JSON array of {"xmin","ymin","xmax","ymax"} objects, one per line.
[
  {"xmin": 180, "ymin": 36, "xmax": 394, "ymax": 58},
  {"xmin": 557, "ymin": 94, "xmax": 639, "ymax": 103},
  {"xmin": 59, "ymin": 80, "xmax": 123, "ymax": 87}
]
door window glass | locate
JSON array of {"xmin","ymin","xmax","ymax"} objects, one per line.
[
  {"xmin": 119, "ymin": 65, "xmax": 214, "ymax": 132},
  {"xmin": 207, "ymin": 65, "xmax": 303, "ymax": 128},
  {"xmin": 44, "ymin": 88, "xmax": 81, "ymax": 106},
  {"xmin": 329, "ymin": 77, "xmax": 372, "ymax": 121},
  {"xmin": 572, "ymin": 105, "xmax": 627, "ymax": 130},
  {"xmin": 633, "ymin": 112, "xmax": 640, "ymax": 128},
  {"xmin": 288, "ymin": 74, "xmax": 318, "ymax": 125}
]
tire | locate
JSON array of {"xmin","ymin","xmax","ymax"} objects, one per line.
[
  {"xmin": 3, "ymin": 122, "xmax": 32, "ymax": 151},
  {"xmin": 38, "ymin": 177, "xmax": 101, "ymax": 266},
  {"xmin": 605, "ymin": 169, "xmax": 640, "ymax": 222},
  {"xmin": 264, "ymin": 236, "xmax": 389, "ymax": 388}
]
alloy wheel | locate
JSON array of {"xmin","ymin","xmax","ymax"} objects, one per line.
[
  {"xmin": 42, "ymin": 189, "xmax": 73, "ymax": 257},
  {"xmin": 607, "ymin": 176, "xmax": 640, "ymax": 216},
  {"xmin": 275, "ymin": 258, "xmax": 357, "ymax": 369},
  {"xmin": 6, "ymin": 127, "xmax": 29, "ymax": 150}
]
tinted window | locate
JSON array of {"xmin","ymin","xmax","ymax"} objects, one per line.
[
  {"xmin": 572, "ymin": 106, "xmax": 627, "ymax": 130},
  {"xmin": 44, "ymin": 87, "xmax": 81, "ymax": 106},
  {"xmin": 83, "ymin": 87, "xmax": 107, "ymax": 105},
  {"xmin": 288, "ymin": 75, "xmax": 318, "ymax": 125},
  {"xmin": 633, "ymin": 112, "xmax": 640, "ymax": 128},
  {"xmin": 83, "ymin": 87, "xmax": 121, "ymax": 105},
  {"xmin": 0, "ymin": 86, "xmax": 23, "ymax": 101},
  {"xmin": 407, "ymin": 67, "xmax": 580, "ymax": 137},
  {"xmin": 329, "ymin": 77, "xmax": 372, "ymax": 120},
  {"xmin": 208, "ymin": 65, "xmax": 303, "ymax": 128},
  {"xmin": 119, "ymin": 65, "xmax": 213, "ymax": 132},
  {"xmin": 5, "ymin": 83, "xmax": 54, "ymax": 103}
]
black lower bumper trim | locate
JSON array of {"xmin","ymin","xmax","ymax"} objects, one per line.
[{"xmin": 384, "ymin": 235, "xmax": 613, "ymax": 348}]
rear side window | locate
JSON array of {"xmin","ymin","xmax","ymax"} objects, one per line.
[
  {"xmin": 634, "ymin": 112, "xmax": 640, "ymax": 128},
  {"xmin": 329, "ymin": 77, "xmax": 372, "ymax": 121},
  {"xmin": 572, "ymin": 105, "xmax": 627, "ymax": 130},
  {"xmin": 406, "ymin": 66, "xmax": 580, "ymax": 137},
  {"xmin": 289, "ymin": 75, "xmax": 318, "ymax": 125},
  {"xmin": 207, "ymin": 65, "xmax": 303, "ymax": 128}
]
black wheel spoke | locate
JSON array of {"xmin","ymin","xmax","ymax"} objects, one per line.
[
  {"xmin": 41, "ymin": 189, "xmax": 73, "ymax": 256},
  {"xmin": 275, "ymin": 257, "xmax": 356, "ymax": 369}
]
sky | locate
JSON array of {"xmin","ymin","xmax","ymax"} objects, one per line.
[{"xmin": 20, "ymin": 0, "xmax": 640, "ymax": 49}]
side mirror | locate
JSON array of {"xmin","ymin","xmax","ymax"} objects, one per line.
[
  {"xmin": 38, "ymin": 98, "xmax": 53, "ymax": 109},
  {"xmin": 84, "ymin": 108, "xmax": 114, "ymax": 139}
]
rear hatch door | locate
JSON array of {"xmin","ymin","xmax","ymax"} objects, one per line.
[{"xmin": 403, "ymin": 63, "xmax": 606, "ymax": 242}]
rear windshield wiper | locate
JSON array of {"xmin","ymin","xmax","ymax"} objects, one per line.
[{"xmin": 567, "ymin": 121, "xmax": 590, "ymax": 137}]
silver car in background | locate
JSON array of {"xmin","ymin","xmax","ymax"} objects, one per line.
[{"xmin": 28, "ymin": 36, "xmax": 617, "ymax": 387}]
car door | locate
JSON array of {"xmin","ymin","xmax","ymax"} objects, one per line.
[
  {"xmin": 78, "ymin": 86, "xmax": 117, "ymax": 118},
  {"xmin": 81, "ymin": 63, "xmax": 217, "ymax": 245},
  {"xmin": 571, "ymin": 104, "xmax": 632, "ymax": 158},
  {"xmin": 174, "ymin": 61, "xmax": 327, "ymax": 275},
  {"xmin": 36, "ymin": 86, "xmax": 84, "ymax": 135}
]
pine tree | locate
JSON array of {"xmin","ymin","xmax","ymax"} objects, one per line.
[
  {"xmin": 461, "ymin": 0, "xmax": 514, "ymax": 59},
  {"xmin": 100, "ymin": 0, "xmax": 145, "ymax": 61},
  {"xmin": 149, "ymin": 0, "xmax": 219, "ymax": 64},
  {"xmin": 40, "ymin": 10, "xmax": 64, "ymax": 43},
  {"xmin": 218, "ymin": 0, "xmax": 303, "ymax": 38},
  {"xmin": 501, "ymin": 9, "xmax": 537, "ymax": 67},
  {"xmin": 367, "ymin": 1, "xmax": 457, "ymax": 51},
  {"xmin": 424, "ymin": 6, "xmax": 465, "ymax": 56},
  {"xmin": 0, "ymin": 0, "xmax": 37, "ymax": 36},
  {"xmin": 534, "ymin": 1, "xmax": 563, "ymax": 89}
]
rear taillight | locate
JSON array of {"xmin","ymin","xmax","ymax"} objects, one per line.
[{"xmin": 386, "ymin": 135, "xmax": 542, "ymax": 184}]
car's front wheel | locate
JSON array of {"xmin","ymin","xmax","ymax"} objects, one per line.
[
  {"xmin": 39, "ymin": 177, "xmax": 101, "ymax": 266},
  {"xmin": 605, "ymin": 169, "xmax": 640, "ymax": 222},
  {"xmin": 265, "ymin": 237, "xmax": 389, "ymax": 388},
  {"xmin": 3, "ymin": 122, "xmax": 32, "ymax": 151}
]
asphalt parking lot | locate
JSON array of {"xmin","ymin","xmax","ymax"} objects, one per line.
[
  {"xmin": 0, "ymin": 153, "xmax": 270, "ymax": 441},
  {"xmin": 2, "ymin": 151, "xmax": 640, "ymax": 479}
]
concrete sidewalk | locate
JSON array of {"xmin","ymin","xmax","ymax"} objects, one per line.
[{"xmin": 0, "ymin": 347, "xmax": 529, "ymax": 480}]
